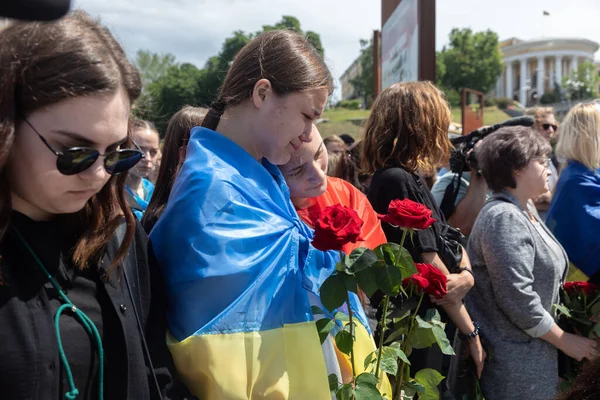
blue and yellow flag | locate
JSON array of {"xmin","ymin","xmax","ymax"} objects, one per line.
[{"xmin": 150, "ymin": 127, "xmax": 387, "ymax": 399}]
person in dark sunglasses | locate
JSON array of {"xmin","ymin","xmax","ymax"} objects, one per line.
[
  {"xmin": 125, "ymin": 118, "xmax": 160, "ymax": 220},
  {"xmin": 526, "ymin": 106, "xmax": 560, "ymax": 220},
  {"xmin": 0, "ymin": 11, "xmax": 194, "ymax": 400}
]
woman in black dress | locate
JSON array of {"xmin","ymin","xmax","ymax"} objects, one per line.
[
  {"xmin": 0, "ymin": 12, "xmax": 192, "ymax": 400},
  {"xmin": 361, "ymin": 81, "xmax": 485, "ymax": 377}
]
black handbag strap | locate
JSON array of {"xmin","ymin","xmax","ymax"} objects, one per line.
[{"xmin": 116, "ymin": 224, "xmax": 163, "ymax": 400}]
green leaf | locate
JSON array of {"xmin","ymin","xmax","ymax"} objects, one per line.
[
  {"xmin": 347, "ymin": 248, "xmax": 379, "ymax": 273},
  {"xmin": 356, "ymin": 372, "xmax": 379, "ymax": 386},
  {"xmin": 335, "ymin": 329, "xmax": 354, "ymax": 355},
  {"xmin": 402, "ymin": 379, "xmax": 426, "ymax": 398},
  {"xmin": 395, "ymin": 246, "xmax": 418, "ymax": 277},
  {"xmin": 373, "ymin": 261, "xmax": 404, "ymax": 297},
  {"xmin": 553, "ymin": 303, "xmax": 573, "ymax": 318},
  {"xmin": 384, "ymin": 326, "xmax": 406, "ymax": 345},
  {"xmin": 374, "ymin": 243, "xmax": 398, "ymax": 265},
  {"xmin": 336, "ymin": 383, "xmax": 354, "ymax": 400},
  {"xmin": 410, "ymin": 325, "xmax": 437, "ymax": 349},
  {"xmin": 364, "ymin": 351, "xmax": 377, "ymax": 370},
  {"xmin": 414, "ymin": 369, "xmax": 445, "ymax": 400},
  {"xmin": 334, "ymin": 311, "xmax": 350, "ymax": 322},
  {"xmin": 356, "ymin": 268, "xmax": 378, "ymax": 297},
  {"xmin": 355, "ymin": 373, "xmax": 383, "ymax": 400},
  {"xmin": 311, "ymin": 305, "xmax": 325, "ymax": 316},
  {"xmin": 415, "ymin": 315, "xmax": 433, "ymax": 329},
  {"xmin": 320, "ymin": 273, "xmax": 347, "ymax": 312},
  {"xmin": 316, "ymin": 318, "xmax": 336, "ymax": 344},
  {"xmin": 344, "ymin": 273, "xmax": 359, "ymax": 295},
  {"xmin": 423, "ymin": 308, "xmax": 445, "ymax": 328},
  {"xmin": 328, "ymin": 373, "xmax": 339, "ymax": 392},
  {"xmin": 379, "ymin": 352, "xmax": 398, "ymax": 376},
  {"xmin": 389, "ymin": 342, "xmax": 411, "ymax": 365},
  {"xmin": 432, "ymin": 325, "xmax": 455, "ymax": 355}
]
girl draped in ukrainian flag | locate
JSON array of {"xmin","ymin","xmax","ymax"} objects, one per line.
[{"xmin": 149, "ymin": 30, "xmax": 386, "ymax": 399}]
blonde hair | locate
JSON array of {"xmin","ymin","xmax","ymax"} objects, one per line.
[{"xmin": 556, "ymin": 101, "xmax": 600, "ymax": 169}]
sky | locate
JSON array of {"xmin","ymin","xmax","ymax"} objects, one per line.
[{"xmin": 73, "ymin": 0, "xmax": 600, "ymax": 101}]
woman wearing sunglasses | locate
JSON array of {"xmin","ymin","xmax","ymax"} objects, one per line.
[{"xmin": 0, "ymin": 11, "xmax": 192, "ymax": 400}]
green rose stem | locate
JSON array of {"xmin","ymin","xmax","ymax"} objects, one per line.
[
  {"xmin": 373, "ymin": 295, "xmax": 389, "ymax": 381},
  {"xmin": 374, "ymin": 228, "xmax": 409, "ymax": 383},
  {"xmin": 394, "ymin": 289, "xmax": 425, "ymax": 399},
  {"xmin": 346, "ymin": 299, "xmax": 357, "ymax": 378},
  {"xmin": 341, "ymin": 250, "xmax": 357, "ymax": 379}
]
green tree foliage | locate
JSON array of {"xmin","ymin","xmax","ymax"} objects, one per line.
[
  {"xmin": 438, "ymin": 28, "xmax": 503, "ymax": 94},
  {"xmin": 135, "ymin": 63, "xmax": 205, "ymax": 132},
  {"xmin": 134, "ymin": 50, "xmax": 177, "ymax": 86},
  {"xmin": 349, "ymin": 38, "xmax": 374, "ymax": 108},
  {"xmin": 134, "ymin": 16, "xmax": 324, "ymax": 132}
]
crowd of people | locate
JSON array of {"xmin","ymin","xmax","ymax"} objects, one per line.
[{"xmin": 1, "ymin": 10, "xmax": 599, "ymax": 400}]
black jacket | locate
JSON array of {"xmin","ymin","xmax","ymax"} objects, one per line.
[{"xmin": 0, "ymin": 215, "xmax": 195, "ymax": 400}]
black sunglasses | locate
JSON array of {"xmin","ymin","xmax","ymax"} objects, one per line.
[
  {"xmin": 542, "ymin": 123, "xmax": 558, "ymax": 131},
  {"xmin": 24, "ymin": 119, "xmax": 144, "ymax": 176}
]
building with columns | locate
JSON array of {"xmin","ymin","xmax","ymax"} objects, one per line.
[{"xmin": 494, "ymin": 38, "xmax": 599, "ymax": 106}]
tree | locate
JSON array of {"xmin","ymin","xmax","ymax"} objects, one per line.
[
  {"xmin": 201, "ymin": 30, "xmax": 253, "ymax": 104},
  {"xmin": 134, "ymin": 50, "xmax": 177, "ymax": 86},
  {"xmin": 562, "ymin": 61, "xmax": 599, "ymax": 101},
  {"xmin": 135, "ymin": 63, "xmax": 205, "ymax": 132},
  {"xmin": 198, "ymin": 16, "xmax": 324, "ymax": 105},
  {"xmin": 349, "ymin": 39, "xmax": 374, "ymax": 108},
  {"xmin": 438, "ymin": 28, "xmax": 503, "ymax": 94},
  {"xmin": 134, "ymin": 16, "xmax": 325, "ymax": 131}
]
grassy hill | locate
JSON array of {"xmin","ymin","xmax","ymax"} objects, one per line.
[{"xmin": 319, "ymin": 106, "xmax": 511, "ymax": 139}]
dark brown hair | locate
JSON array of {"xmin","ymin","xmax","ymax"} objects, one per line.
[
  {"xmin": 330, "ymin": 141, "xmax": 368, "ymax": 193},
  {"xmin": 142, "ymin": 106, "xmax": 207, "ymax": 233},
  {"xmin": 0, "ymin": 11, "xmax": 142, "ymax": 272},
  {"xmin": 201, "ymin": 30, "xmax": 333, "ymax": 130},
  {"xmin": 555, "ymin": 357, "xmax": 600, "ymax": 400},
  {"xmin": 477, "ymin": 126, "xmax": 552, "ymax": 192},
  {"xmin": 361, "ymin": 81, "xmax": 452, "ymax": 175}
]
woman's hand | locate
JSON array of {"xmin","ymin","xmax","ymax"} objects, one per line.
[
  {"xmin": 431, "ymin": 270, "xmax": 474, "ymax": 307},
  {"xmin": 466, "ymin": 336, "xmax": 486, "ymax": 378},
  {"xmin": 558, "ymin": 332, "xmax": 599, "ymax": 362}
]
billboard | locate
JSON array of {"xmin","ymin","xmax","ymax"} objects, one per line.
[{"xmin": 381, "ymin": 0, "xmax": 419, "ymax": 90}]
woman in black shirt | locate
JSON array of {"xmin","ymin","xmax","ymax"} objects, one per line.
[
  {"xmin": 0, "ymin": 12, "xmax": 192, "ymax": 400},
  {"xmin": 361, "ymin": 81, "xmax": 485, "ymax": 377}
]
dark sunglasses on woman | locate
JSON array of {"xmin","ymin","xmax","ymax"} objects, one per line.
[
  {"xmin": 24, "ymin": 119, "xmax": 144, "ymax": 176},
  {"xmin": 542, "ymin": 123, "xmax": 558, "ymax": 131}
]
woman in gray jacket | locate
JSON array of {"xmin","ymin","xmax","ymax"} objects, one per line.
[{"xmin": 465, "ymin": 126, "xmax": 598, "ymax": 400}]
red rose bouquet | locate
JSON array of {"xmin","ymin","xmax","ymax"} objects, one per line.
[
  {"xmin": 312, "ymin": 201, "xmax": 451, "ymax": 400},
  {"xmin": 554, "ymin": 281, "xmax": 600, "ymax": 384}
]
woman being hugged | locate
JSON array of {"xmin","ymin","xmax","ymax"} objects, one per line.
[
  {"xmin": 150, "ymin": 31, "xmax": 374, "ymax": 399},
  {"xmin": 0, "ymin": 11, "xmax": 190, "ymax": 400},
  {"xmin": 466, "ymin": 127, "xmax": 597, "ymax": 400},
  {"xmin": 361, "ymin": 81, "xmax": 484, "ymax": 376}
]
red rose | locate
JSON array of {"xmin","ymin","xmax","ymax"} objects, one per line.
[
  {"xmin": 311, "ymin": 204, "xmax": 364, "ymax": 252},
  {"xmin": 378, "ymin": 199, "xmax": 436, "ymax": 230},
  {"xmin": 564, "ymin": 281, "xmax": 600, "ymax": 296},
  {"xmin": 403, "ymin": 263, "xmax": 447, "ymax": 298},
  {"xmin": 403, "ymin": 273, "xmax": 430, "ymax": 291}
]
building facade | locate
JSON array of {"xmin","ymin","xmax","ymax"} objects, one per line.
[
  {"xmin": 339, "ymin": 56, "xmax": 362, "ymax": 101},
  {"xmin": 495, "ymin": 37, "xmax": 599, "ymax": 106}
]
